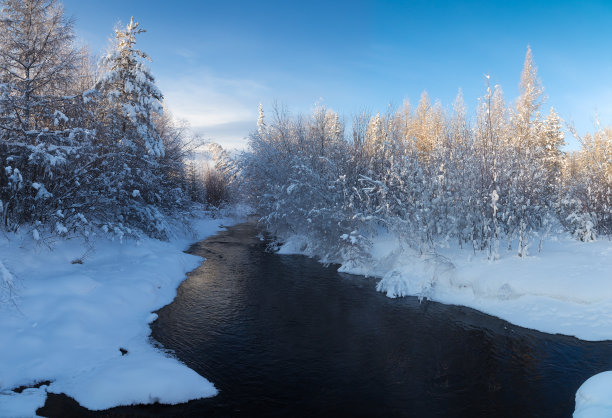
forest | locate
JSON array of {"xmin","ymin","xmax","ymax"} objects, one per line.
[
  {"xmin": 1, "ymin": 0, "xmax": 610, "ymax": 261},
  {"xmin": 240, "ymin": 55, "xmax": 610, "ymax": 263},
  {"xmin": 0, "ymin": 0, "xmax": 218, "ymax": 243}
]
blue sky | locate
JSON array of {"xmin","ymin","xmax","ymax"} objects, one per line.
[{"xmin": 61, "ymin": 0, "xmax": 612, "ymax": 149}]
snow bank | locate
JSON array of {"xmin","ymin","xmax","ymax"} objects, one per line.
[
  {"xmin": 574, "ymin": 372, "xmax": 612, "ymax": 418},
  {"xmin": 0, "ymin": 386, "xmax": 47, "ymax": 417},
  {"xmin": 0, "ymin": 216, "xmax": 232, "ymax": 415},
  {"xmin": 328, "ymin": 233, "xmax": 612, "ymax": 341},
  {"xmin": 279, "ymin": 232, "xmax": 612, "ymax": 340}
]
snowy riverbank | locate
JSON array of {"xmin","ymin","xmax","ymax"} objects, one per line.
[
  {"xmin": 0, "ymin": 216, "xmax": 234, "ymax": 416},
  {"xmin": 279, "ymin": 232, "xmax": 612, "ymax": 417},
  {"xmin": 281, "ymin": 233, "xmax": 612, "ymax": 341}
]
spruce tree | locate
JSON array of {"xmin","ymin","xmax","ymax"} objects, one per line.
[{"xmin": 94, "ymin": 17, "xmax": 171, "ymax": 238}]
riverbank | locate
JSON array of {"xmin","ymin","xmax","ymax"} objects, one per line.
[
  {"xmin": 43, "ymin": 222, "xmax": 610, "ymax": 417},
  {"xmin": 0, "ymin": 215, "xmax": 235, "ymax": 416},
  {"xmin": 279, "ymin": 232, "xmax": 612, "ymax": 417},
  {"xmin": 280, "ymin": 233, "xmax": 612, "ymax": 341}
]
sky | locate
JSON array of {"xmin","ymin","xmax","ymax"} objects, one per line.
[{"xmin": 60, "ymin": 0, "xmax": 612, "ymax": 150}]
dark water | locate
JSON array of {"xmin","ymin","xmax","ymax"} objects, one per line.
[{"xmin": 40, "ymin": 223, "xmax": 612, "ymax": 417}]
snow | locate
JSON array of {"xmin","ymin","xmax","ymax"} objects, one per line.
[
  {"xmin": 2, "ymin": 214, "xmax": 609, "ymax": 416},
  {"xmin": 0, "ymin": 216, "xmax": 233, "ymax": 415},
  {"xmin": 48, "ymin": 345, "xmax": 216, "ymax": 410},
  {"xmin": 54, "ymin": 222, "xmax": 67, "ymax": 235},
  {"xmin": 0, "ymin": 259, "xmax": 16, "ymax": 304},
  {"xmin": 328, "ymin": 233, "xmax": 612, "ymax": 341},
  {"xmin": 574, "ymin": 372, "xmax": 612, "ymax": 418},
  {"xmin": 0, "ymin": 386, "xmax": 48, "ymax": 418}
]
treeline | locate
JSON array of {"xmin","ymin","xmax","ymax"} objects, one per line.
[
  {"xmin": 0, "ymin": 0, "xmax": 221, "ymax": 240},
  {"xmin": 241, "ymin": 48, "xmax": 611, "ymax": 261}
]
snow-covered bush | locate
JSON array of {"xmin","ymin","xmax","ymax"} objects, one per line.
[
  {"xmin": 0, "ymin": 260, "xmax": 17, "ymax": 306},
  {"xmin": 241, "ymin": 105, "xmax": 370, "ymax": 262},
  {"xmin": 565, "ymin": 209, "xmax": 596, "ymax": 242}
]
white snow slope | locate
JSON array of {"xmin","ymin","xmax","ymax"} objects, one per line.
[
  {"xmin": 279, "ymin": 232, "xmax": 612, "ymax": 417},
  {"xmin": 0, "ymin": 217, "xmax": 232, "ymax": 416}
]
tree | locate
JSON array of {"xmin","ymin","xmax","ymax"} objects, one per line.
[
  {"xmin": 562, "ymin": 124, "xmax": 612, "ymax": 239},
  {"xmin": 0, "ymin": 0, "xmax": 83, "ymax": 135},
  {"xmin": 240, "ymin": 46, "xmax": 609, "ymax": 273},
  {"xmin": 96, "ymin": 17, "xmax": 164, "ymax": 157},
  {"xmin": 506, "ymin": 46, "xmax": 562, "ymax": 256},
  {"xmin": 0, "ymin": 0, "xmax": 93, "ymax": 233},
  {"xmin": 92, "ymin": 17, "xmax": 174, "ymax": 239}
]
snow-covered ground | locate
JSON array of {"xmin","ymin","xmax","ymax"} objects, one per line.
[
  {"xmin": 279, "ymin": 232, "xmax": 612, "ymax": 417},
  {"xmin": 0, "ymin": 216, "xmax": 234, "ymax": 416}
]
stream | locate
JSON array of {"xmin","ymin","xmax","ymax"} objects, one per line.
[{"xmin": 40, "ymin": 222, "xmax": 612, "ymax": 417}]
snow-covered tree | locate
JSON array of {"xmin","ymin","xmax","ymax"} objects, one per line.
[
  {"xmin": 0, "ymin": 4, "xmax": 206, "ymax": 240},
  {"xmin": 0, "ymin": 0, "xmax": 94, "ymax": 234},
  {"xmin": 0, "ymin": 0, "xmax": 84, "ymax": 134},
  {"xmin": 562, "ymin": 124, "xmax": 611, "ymax": 238},
  {"xmin": 96, "ymin": 17, "xmax": 164, "ymax": 158},
  {"xmin": 500, "ymin": 47, "xmax": 563, "ymax": 256},
  {"xmin": 239, "ymin": 46, "xmax": 609, "ymax": 268},
  {"xmin": 88, "ymin": 17, "xmax": 179, "ymax": 238}
]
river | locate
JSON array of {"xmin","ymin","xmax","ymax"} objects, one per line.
[{"xmin": 39, "ymin": 223, "xmax": 612, "ymax": 417}]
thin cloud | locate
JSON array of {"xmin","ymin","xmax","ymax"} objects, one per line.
[
  {"xmin": 158, "ymin": 70, "xmax": 266, "ymax": 129},
  {"xmin": 174, "ymin": 48, "xmax": 198, "ymax": 59}
]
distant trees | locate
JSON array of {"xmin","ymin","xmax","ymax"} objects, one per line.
[
  {"xmin": 241, "ymin": 47, "xmax": 609, "ymax": 263},
  {"xmin": 0, "ymin": 1, "xmax": 203, "ymax": 240},
  {"xmin": 205, "ymin": 142, "xmax": 240, "ymax": 206},
  {"xmin": 1, "ymin": 1, "xmax": 607, "ymax": 253}
]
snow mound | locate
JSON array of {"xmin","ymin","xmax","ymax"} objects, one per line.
[
  {"xmin": 48, "ymin": 345, "xmax": 216, "ymax": 410},
  {"xmin": 0, "ymin": 386, "xmax": 48, "ymax": 417},
  {"xmin": 277, "ymin": 234, "xmax": 313, "ymax": 256},
  {"xmin": 574, "ymin": 371, "xmax": 612, "ymax": 418}
]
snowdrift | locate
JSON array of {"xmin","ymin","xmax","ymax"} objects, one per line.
[{"xmin": 0, "ymin": 217, "xmax": 231, "ymax": 416}]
